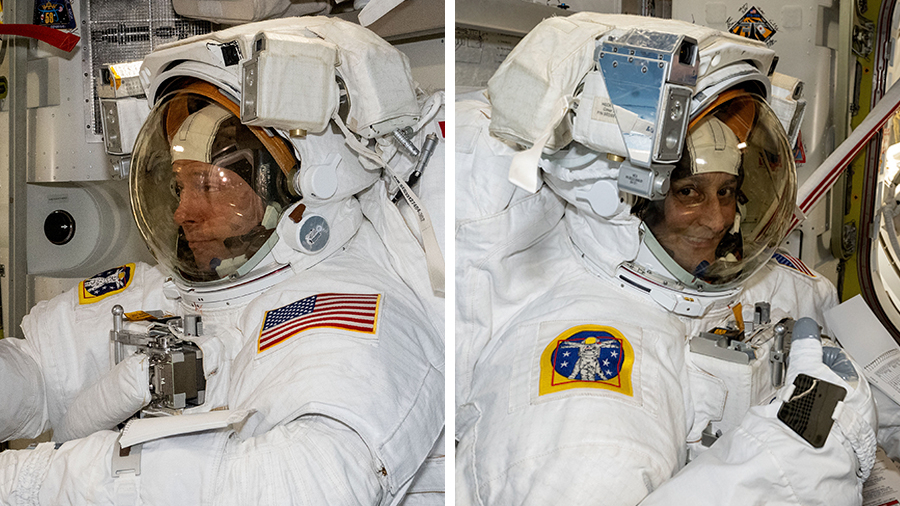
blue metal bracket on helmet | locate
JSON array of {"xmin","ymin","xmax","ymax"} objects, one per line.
[
  {"xmin": 596, "ymin": 29, "xmax": 699, "ymax": 168},
  {"xmin": 571, "ymin": 29, "xmax": 699, "ymax": 201}
]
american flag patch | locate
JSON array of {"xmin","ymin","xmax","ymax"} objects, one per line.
[
  {"xmin": 773, "ymin": 252, "xmax": 815, "ymax": 277},
  {"xmin": 257, "ymin": 293, "xmax": 381, "ymax": 353}
]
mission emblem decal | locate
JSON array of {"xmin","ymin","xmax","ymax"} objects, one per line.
[
  {"xmin": 539, "ymin": 324, "xmax": 635, "ymax": 397},
  {"xmin": 728, "ymin": 6, "xmax": 777, "ymax": 44},
  {"xmin": 79, "ymin": 263, "xmax": 135, "ymax": 304}
]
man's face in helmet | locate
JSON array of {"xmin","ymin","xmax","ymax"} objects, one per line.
[
  {"xmin": 650, "ymin": 171, "xmax": 738, "ymax": 274},
  {"xmin": 172, "ymin": 159, "xmax": 265, "ymax": 273},
  {"xmin": 131, "ymin": 89, "xmax": 301, "ymax": 283}
]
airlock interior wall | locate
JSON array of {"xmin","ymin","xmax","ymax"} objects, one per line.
[{"xmin": 23, "ymin": 0, "xmax": 210, "ymax": 310}]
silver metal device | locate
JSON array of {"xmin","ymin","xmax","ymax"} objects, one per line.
[
  {"xmin": 392, "ymin": 127, "xmax": 420, "ymax": 157},
  {"xmin": 690, "ymin": 311, "xmax": 795, "ymax": 450},
  {"xmin": 690, "ymin": 327, "xmax": 756, "ymax": 364},
  {"xmin": 110, "ymin": 305, "xmax": 206, "ymax": 413},
  {"xmin": 570, "ymin": 28, "xmax": 698, "ymax": 201},
  {"xmin": 691, "ymin": 310, "xmax": 792, "ymax": 387},
  {"xmin": 390, "ymin": 132, "xmax": 439, "ymax": 203},
  {"xmin": 596, "ymin": 29, "xmax": 698, "ymax": 168},
  {"xmin": 770, "ymin": 317, "xmax": 791, "ymax": 388}
]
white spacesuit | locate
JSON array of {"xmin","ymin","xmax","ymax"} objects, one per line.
[
  {"xmin": 0, "ymin": 17, "xmax": 444, "ymax": 505},
  {"xmin": 456, "ymin": 13, "xmax": 876, "ymax": 505}
]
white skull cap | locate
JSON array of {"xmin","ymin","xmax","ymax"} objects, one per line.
[
  {"xmin": 170, "ymin": 104, "xmax": 231, "ymax": 164},
  {"xmin": 685, "ymin": 116, "xmax": 741, "ymax": 176}
]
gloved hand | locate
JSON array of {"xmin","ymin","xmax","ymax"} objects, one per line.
[
  {"xmin": 640, "ymin": 317, "xmax": 877, "ymax": 506},
  {"xmin": 54, "ymin": 353, "xmax": 151, "ymax": 442},
  {"xmin": 784, "ymin": 317, "xmax": 877, "ymax": 481},
  {"xmin": 788, "ymin": 318, "xmax": 871, "ymax": 415}
]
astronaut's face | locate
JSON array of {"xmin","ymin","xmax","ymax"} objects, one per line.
[
  {"xmin": 172, "ymin": 160, "xmax": 265, "ymax": 272},
  {"xmin": 650, "ymin": 171, "xmax": 738, "ymax": 274}
]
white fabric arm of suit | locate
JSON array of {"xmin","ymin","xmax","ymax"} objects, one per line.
[
  {"xmin": 641, "ymin": 321, "xmax": 877, "ymax": 506},
  {"xmin": 0, "ymin": 334, "xmax": 152, "ymax": 443},
  {"xmin": 0, "ymin": 338, "xmax": 48, "ymax": 441},
  {"xmin": 0, "ymin": 414, "xmax": 386, "ymax": 506}
]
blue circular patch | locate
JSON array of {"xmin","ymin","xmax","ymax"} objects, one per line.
[{"xmin": 550, "ymin": 330, "xmax": 624, "ymax": 382}]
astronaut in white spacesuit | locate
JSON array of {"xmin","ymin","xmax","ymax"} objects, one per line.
[
  {"xmin": 456, "ymin": 13, "xmax": 877, "ymax": 505},
  {"xmin": 0, "ymin": 16, "xmax": 444, "ymax": 505}
]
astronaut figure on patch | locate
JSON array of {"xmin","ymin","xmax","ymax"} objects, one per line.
[
  {"xmin": 562, "ymin": 337, "xmax": 619, "ymax": 381},
  {"xmin": 456, "ymin": 13, "xmax": 882, "ymax": 506},
  {"xmin": 0, "ymin": 16, "xmax": 445, "ymax": 505}
]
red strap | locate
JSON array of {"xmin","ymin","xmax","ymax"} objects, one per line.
[{"xmin": 0, "ymin": 24, "xmax": 79, "ymax": 52}]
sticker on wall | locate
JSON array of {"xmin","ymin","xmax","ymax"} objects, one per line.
[
  {"xmin": 33, "ymin": 0, "xmax": 76, "ymax": 30},
  {"xmin": 794, "ymin": 131, "xmax": 806, "ymax": 164},
  {"xmin": 728, "ymin": 6, "xmax": 777, "ymax": 46},
  {"xmin": 539, "ymin": 324, "xmax": 635, "ymax": 397}
]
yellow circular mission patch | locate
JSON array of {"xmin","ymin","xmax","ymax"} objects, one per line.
[
  {"xmin": 78, "ymin": 263, "xmax": 135, "ymax": 304},
  {"xmin": 539, "ymin": 324, "xmax": 635, "ymax": 397}
]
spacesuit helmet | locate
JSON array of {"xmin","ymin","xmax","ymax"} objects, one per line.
[
  {"xmin": 482, "ymin": 13, "xmax": 801, "ymax": 313},
  {"xmin": 633, "ymin": 90, "xmax": 797, "ymax": 290},
  {"xmin": 130, "ymin": 79, "xmax": 299, "ymax": 283},
  {"xmin": 125, "ymin": 16, "xmax": 434, "ymax": 304}
]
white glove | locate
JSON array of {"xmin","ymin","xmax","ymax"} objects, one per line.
[
  {"xmin": 640, "ymin": 317, "xmax": 877, "ymax": 506},
  {"xmin": 54, "ymin": 353, "xmax": 151, "ymax": 442},
  {"xmin": 785, "ymin": 317, "xmax": 877, "ymax": 481}
]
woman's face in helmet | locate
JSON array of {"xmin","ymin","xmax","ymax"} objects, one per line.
[
  {"xmin": 650, "ymin": 171, "xmax": 738, "ymax": 274},
  {"xmin": 630, "ymin": 93, "xmax": 798, "ymax": 289}
]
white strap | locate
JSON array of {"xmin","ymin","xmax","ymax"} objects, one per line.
[
  {"xmin": 332, "ymin": 112, "xmax": 445, "ymax": 297},
  {"xmin": 358, "ymin": 0, "xmax": 405, "ymax": 26},
  {"xmin": 113, "ymin": 471, "xmax": 140, "ymax": 506},
  {"xmin": 507, "ymin": 96, "xmax": 570, "ymax": 193},
  {"xmin": 119, "ymin": 409, "xmax": 253, "ymax": 448},
  {"xmin": 112, "ymin": 431, "xmax": 142, "ymax": 506},
  {"xmin": 413, "ymin": 91, "xmax": 444, "ymax": 133},
  {"xmin": 508, "ymin": 127, "xmax": 551, "ymax": 194}
]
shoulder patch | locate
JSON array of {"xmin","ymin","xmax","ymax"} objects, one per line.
[
  {"xmin": 258, "ymin": 293, "xmax": 381, "ymax": 353},
  {"xmin": 79, "ymin": 263, "xmax": 136, "ymax": 304},
  {"xmin": 772, "ymin": 252, "xmax": 815, "ymax": 277},
  {"xmin": 539, "ymin": 325, "xmax": 635, "ymax": 397}
]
